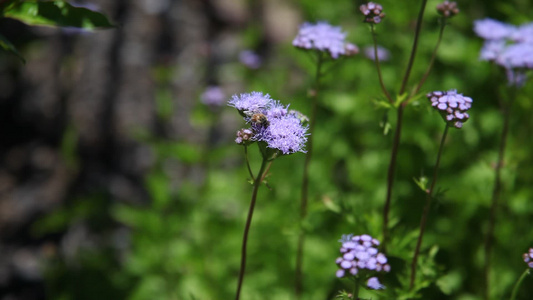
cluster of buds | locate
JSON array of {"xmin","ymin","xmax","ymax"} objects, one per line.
[
  {"xmin": 436, "ymin": 1, "xmax": 459, "ymax": 18},
  {"xmin": 360, "ymin": 2, "xmax": 385, "ymax": 24},
  {"xmin": 235, "ymin": 128, "xmax": 253, "ymax": 145},
  {"xmin": 523, "ymin": 248, "xmax": 533, "ymax": 268},
  {"xmin": 335, "ymin": 234, "xmax": 390, "ymax": 278},
  {"xmin": 427, "ymin": 90, "xmax": 472, "ymax": 129}
]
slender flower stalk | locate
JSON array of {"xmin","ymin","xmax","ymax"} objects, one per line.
[
  {"xmin": 410, "ymin": 123, "xmax": 449, "ymax": 289},
  {"xmin": 235, "ymin": 157, "xmax": 269, "ymax": 300},
  {"xmin": 230, "ymin": 91, "xmax": 309, "ymax": 300},
  {"xmin": 509, "ymin": 269, "xmax": 530, "ymax": 300},
  {"xmin": 353, "ymin": 277, "xmax": 360, "ymax": 300},
  {"xmin": 483, "ymin": 87, "xmax": 517, "ymax": 300},
  {"xmin": 295, "ymin": 52, "xmax": 324, "ymax": 299},
  {"xmin": 370, "ymin": 24, "xmax": 393, "ymax": 103},
  {"xmin": 381, "ymin": 0, "xmax": 428, "ymax": 251},
  {"xmin": 410, "ymin": 88, "xmax": 472, "ymax": 288},
  {"xmin": 413, "ymin": 18, "xmax": 446, "ymax": 95}
]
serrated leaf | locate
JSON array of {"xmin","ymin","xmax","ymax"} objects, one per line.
[
  {"xmin": 0, "ymin": 33, "xmax": 25, "ymax": 62},
  {"xmin": 4, "ymin": 1, "xmax": 114, "ymax": 29}
]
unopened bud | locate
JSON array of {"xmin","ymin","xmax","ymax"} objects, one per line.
[{"xmin": 436, "ymin": 1, "xmax": 459, "ymax": 18}]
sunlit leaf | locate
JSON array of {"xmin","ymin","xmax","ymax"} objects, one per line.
[{"xmin": 4, "ymin": 0, "xmax": 114, "ymax": 29}]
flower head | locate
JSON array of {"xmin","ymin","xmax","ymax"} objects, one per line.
[
  {"xmin": 360, "ymin": 2, "xmax": 385, "ymax": 24},
  {"xmin": 495, "ymin": 43, "xmax": 533, "ymax": 69},
  {"xmin": 436, "ymin": 1, "xmax": 459, "ymax": 18},
  {"xmin": 335, "ymin": 234, "xmax": 390, "ymax": 279},
  {"xmin": 229, "ymin": 92, "xmax": 309, "ymax": 155},
  {"xmin": 228, "ymin": 92, "xmax": 272, "ymax": 115},
  {"xmin": 201, "ymin": 86, "xmax": 226, "ymax": 107},
  {"xmin": 479, "ymin": 40, "xmax": 507, "ymax": 62},
  {"xmin": 523, "ymin": 248, "xmax": 533, "ymax": 269},
  {"xmin": 474, "ymin": 18, "xmax": 516, "ymax": 40},
  {"xmin": 427, "ymin": 90, "xmax": 472, "ymax": 129},
  {"xmin": 292, "ymin": 22, "xmax": 355, "ymax": 59}
]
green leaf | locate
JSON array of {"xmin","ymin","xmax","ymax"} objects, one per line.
[
  {"xmin": 413, "ymin": 176, "xmax": 428, "ymax": 193},
  {"xmin": 0, "ymin": 33, "xmax": 25, "ymax": 63},
  {"xmin": 4, "ymin": 0, "xmax": 114, "ymax": 29}
]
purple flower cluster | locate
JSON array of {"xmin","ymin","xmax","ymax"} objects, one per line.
[
  {"xmin": 523, "ymin": 248, "xmax": 533, "ymax": 268},
  {"xmin": 229, "ymin": 92, "xmax": 308, "ymax": 155},
  {"xmin": 360, "ymin": 2, "xmax": 385, "ymax": 24},
  {"xmin": 292, "ymin": 22, "xmax": 358, "ymax": 59},
  {"xmin": 474, "ymin": 18, "xmax": 533, "ymax": 86},
  {"xmin": 335, "ymin": 234, "xmax": 390, "ymax": 279},
  {"xmin": 427, "ymin": 90, "xmax": 472, "ymax": 129},
  {"xmin": 201, "ymin": 86, "xmax": 226, "ymax": 107}
]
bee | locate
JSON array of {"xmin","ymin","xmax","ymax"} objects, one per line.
[{"xmin": 250, "ymin": 113, "xmax": 269, "ymax": 126}]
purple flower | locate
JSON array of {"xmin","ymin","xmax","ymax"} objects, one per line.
[
  {"xmin": 335, "ymin": 234, "xmax": 390, "ymax": 279},
  {"xmin": 474, "ymin": 18, "xmax": 516, "ymax": 40},
  {"xmin": 256, "ymin": 111, "xmax": 308, "ymax": 154},
  {"xmin": 479, "ymin": 40, "xmax": 507, "ymax": 62},
  {"xmin": 229, "ymin": 92, "xmax": 309, "ymax": 155},
  {"xmin": 495, "ymin": 43, "xmax": 533, "ymax": 69},
  {"xmin": 512, "ymin": 22, "xmax": 533, "ymax": 44},
  {"xmin": 364, "ymin": 45, "xmax": 391, "ymax": 61},
  {"xmin": 523, "ymin": 248, "xmax": 533, "ymax": 269},
  {"xmin": 201, "ymin": 86, "xmax": 226, "ymax": 107},
  {"xmin": 239, "ymin": 50, "xmax": 262, "ymax": 69},
  {"xmin": 228, "ymin": 92, "xmax": 272, "ymax": 114},
  {"xmin": 427, "ymin": 89, "xmax": 473, "ymax": 129},
  {"xmin": 367, "ymin": 277, "xmax": 385, "ymax": 290},
  {"xmin": 292, "ymin": 22, "xmax": 355, "ymax": 59}
]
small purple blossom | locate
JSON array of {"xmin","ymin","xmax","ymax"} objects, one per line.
[
  {"xmin": 360, "ymin": 2, "xmax": 385, "ymax": 24},
  {"xmin": 512, "ymin": 22, "xmax": 533, "ymax": 44},
  {"xmin": 495, "ymin": 43, "xmax": 533, "ymax": 69},
  {"xmin": 335, "ymin": 234, "xmax": 390, "ymax": 279},
  {"xmin": 364, "ymin": 45, "xmax": 391, "ymax": 61},
  {"xmin": 427, "ymin": 89, "xmax": 472, "ymax": 129},
  {"xmin": 239, "ymin": 50, "xmax": 262, "ymax": 69},
  {"xmin": 523, "ymin": 248, "xmax": 533, "ymax": 269},
  {"xmin": 367, "ymin": 277, "xmax": 385, "ymax": 290},
  {"xmin": 292, "ymin": 22, "xmax": 355, "ymax": 59},
  {"xmin": 201, "ymin": 86, "xmax": 226, "ymax": 107},
  {"xmin": 479, "ymin": 40, "xmax": 507, "ymax": 62},
  {"xmin": 228, "ymin": 92, "xmax": 272, "ymax": 114},
  {"xmin": 474, "ymin": 18, "xmax": 516, "ymax": 40}
]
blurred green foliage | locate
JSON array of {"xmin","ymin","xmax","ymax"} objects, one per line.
[{"xmin": 36, "ymin": 0, "xmax": 533, "ymax": 299}]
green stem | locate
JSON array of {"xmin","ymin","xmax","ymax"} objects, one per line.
[
  {"xmin": 413, "ymin": 18, "xmax": 446, "ymax": 96},
  {"xmin": 235, "ymin": 157, "xmax": 269, "ymax": 300},
  {"xmin": 510, "ymin": 269, "xmax": 530, "ymax": 300},
  {"xmin": 382, "ymin": 104, "xmax": 404, "ymax": 251},
  {"xmin": 410, "ymin": 124, "xmax": 449, "ymax": 289},
  {"xmin": 295, "ymin": 51, "xmax": 323, "ymax": 299},
  {"xmin": 370, "ymin": 24, "xmax": 393, "ymax": 103},
  {"xmin": 353, "ymin": 277, "xmax": 360, "ymax": 300},
  {"xmin": 244, "ymin": 145, "xmax": 255, "ymax": 181},
  {"xmin": 382, "ymin": 0, "xmax": 428, "ymax": 251},
  {"xmin": 399, "ymin": 0, "xmax": 428, "ymax": 96},
  {"xmin": 483, "ymin": 86, "xmax": 516, "ymax": 300}
]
